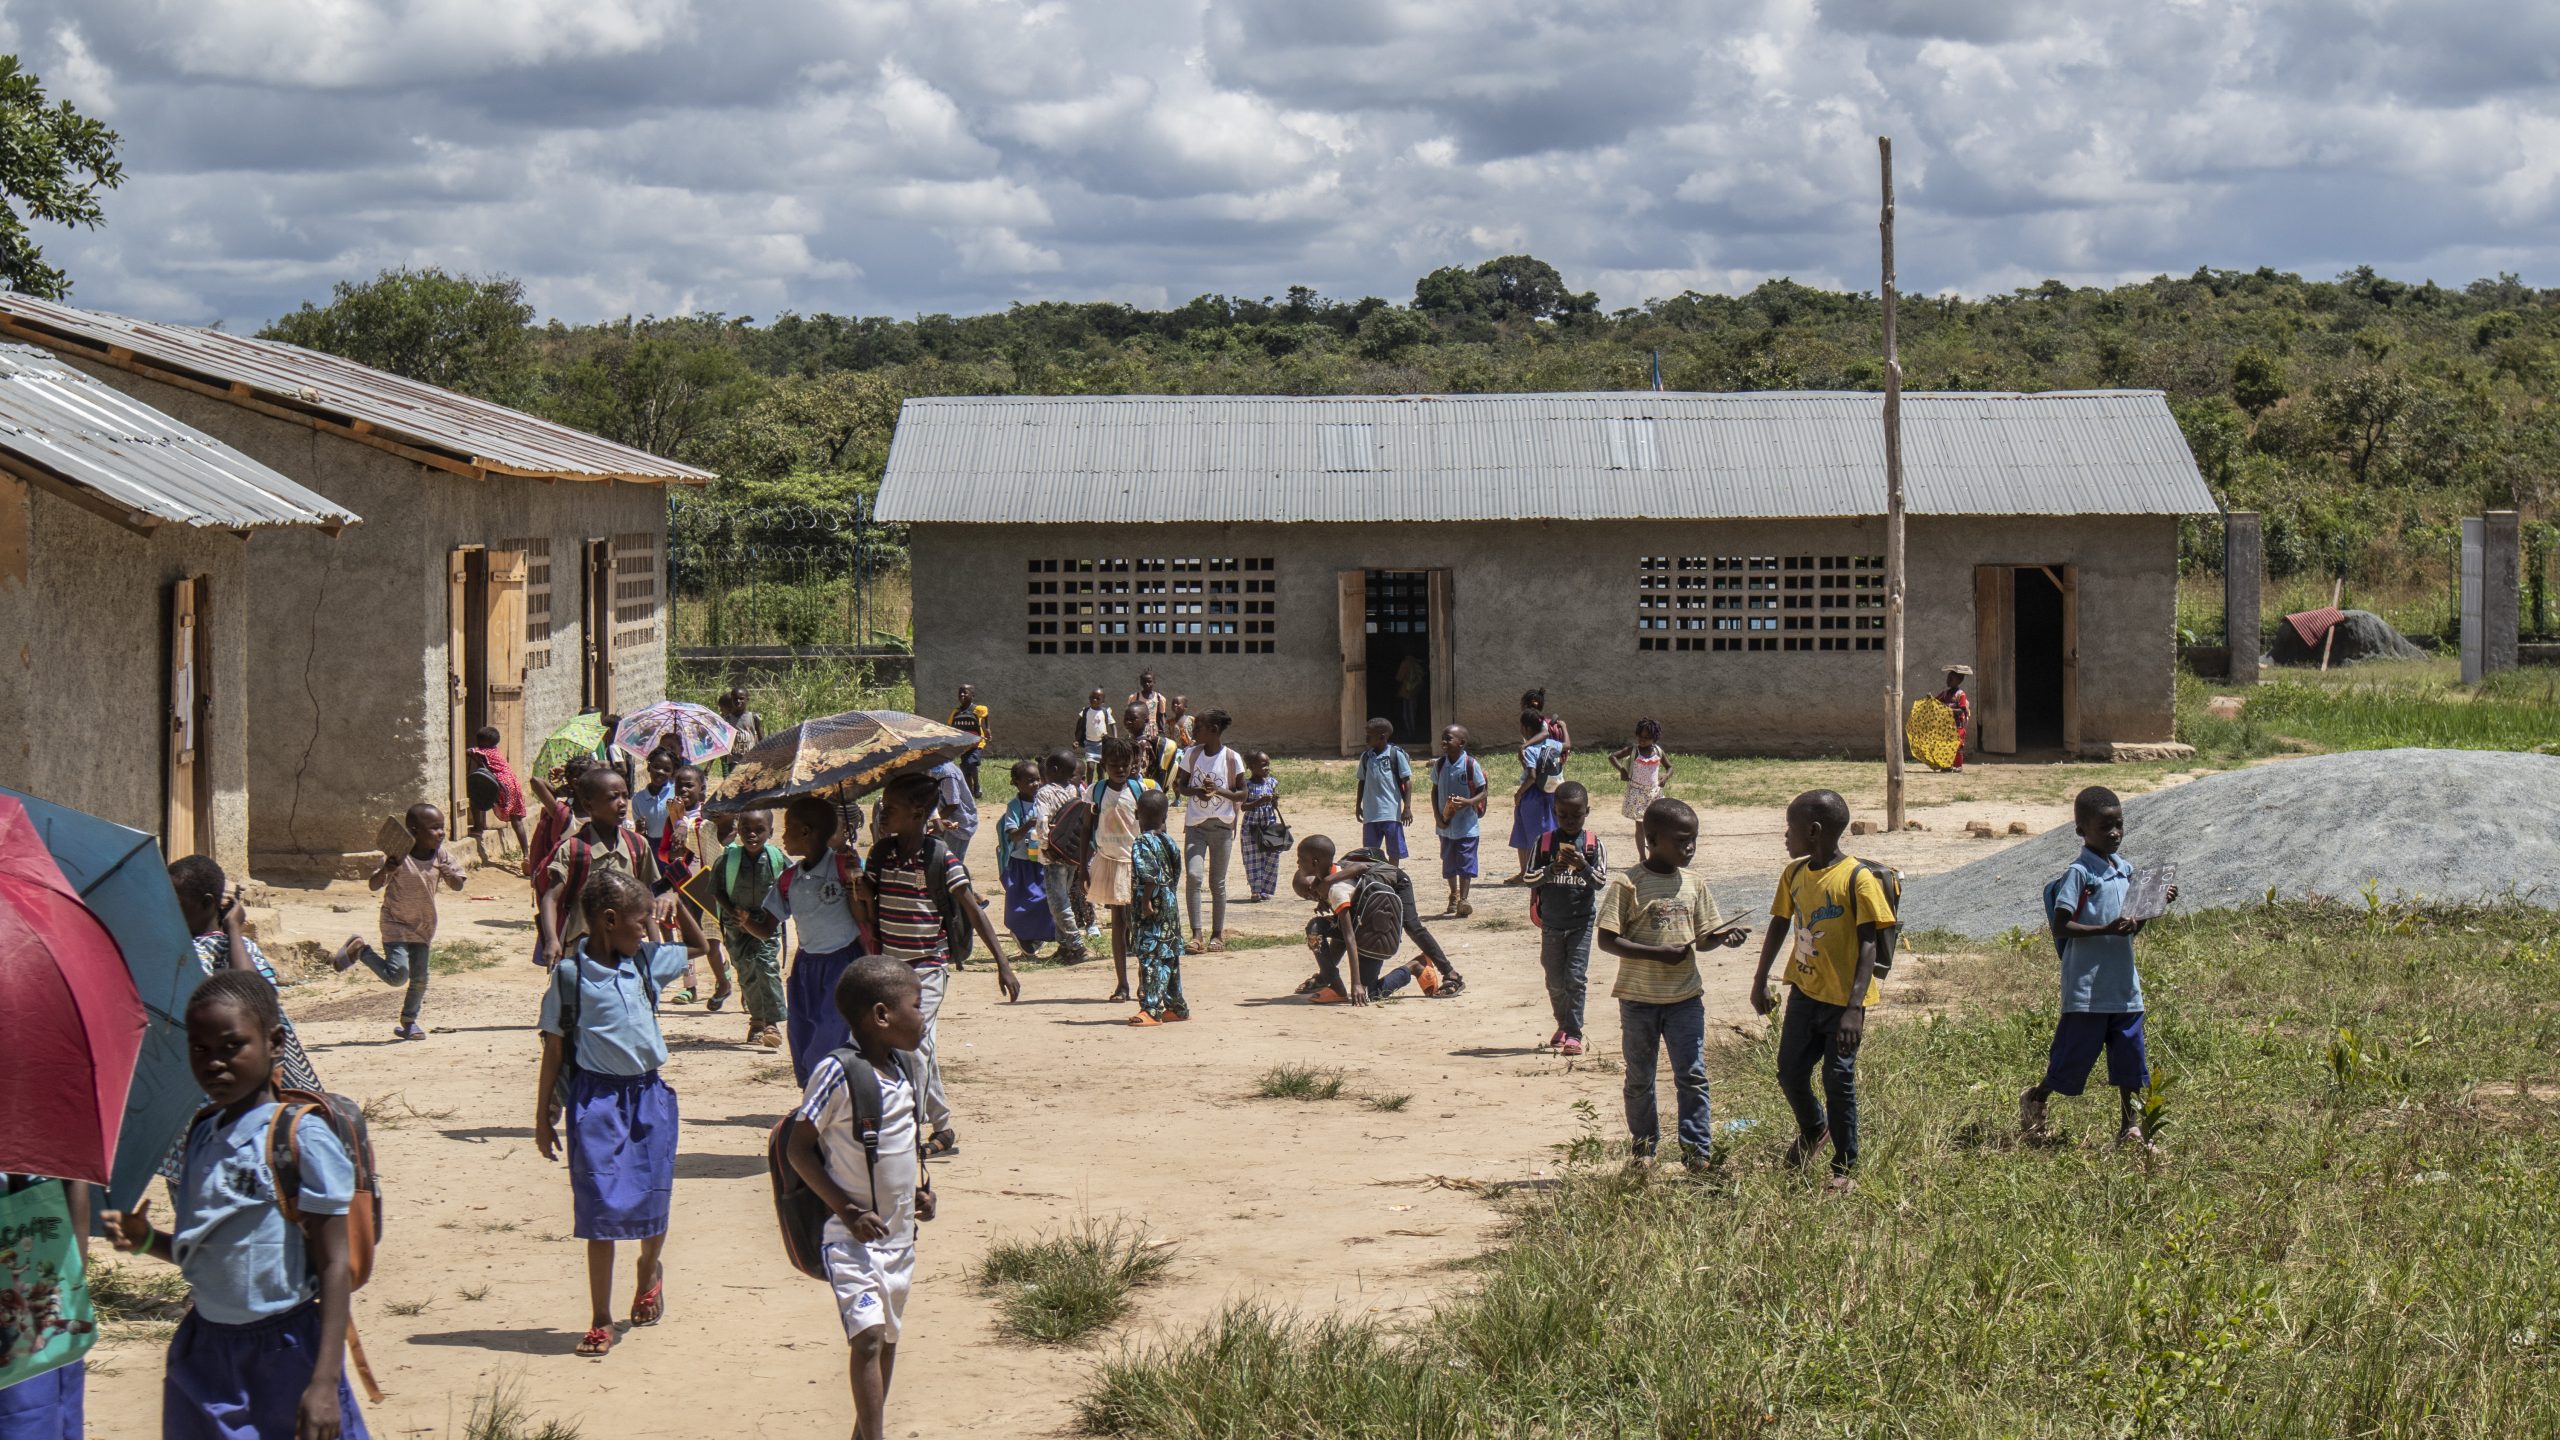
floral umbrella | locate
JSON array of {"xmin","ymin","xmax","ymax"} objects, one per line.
[
  {"xmin": 614, "ymin": 700, "xmax": 739, "ymax": 767},
  {"xmin": 704, "ymin": 711, "xmax": 975, "ymax": 815},
  {"xmin": 532, "ymin": 711, "xmax": 612, "ymax": 788}
]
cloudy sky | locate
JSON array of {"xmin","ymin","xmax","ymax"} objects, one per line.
[{"xmin": 16, "ymin": 0, "xmax": 2557, "ymax": 330}]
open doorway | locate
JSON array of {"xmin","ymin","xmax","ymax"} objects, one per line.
[
  {"xmin": 1337, "ymin": 569, "xmax": 1455, "ymax": 754},
  {"xmin": 448, "ymin": 547, "xmax": 488, "ymax": 818},
  {"xmin": 1972, "ymin": 563, "xmax": 2080, "ymax": 757},
  {"xmin": 2012, "ymin": 567, "xmax": 2067, "ymax": 751}
]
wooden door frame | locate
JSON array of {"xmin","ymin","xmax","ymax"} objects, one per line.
[
  {"xmin": 1972, "ymin": 563, "xmax": 2078, "ymax": 757},
  {"xmin": 1336, "ymin": 569, "xmax": 1366, "ymax": 756},
  {"xmin": 164, "ymin": 575, "xmax": 214, "ymax": 859},
  {"xmin": 1424, "ymin": 568, "xmax": 1455, "ymax": 741},
  {"xmin": 582, "ymin": 537, "xmax": 615, "ymax": 712},
  {"xmin": 447, "ymin": 546, "xmax": 489, "ymax": 819},
  {"xmin": 485, "ymin": 548, "xmax": 528, "ymax": 779}
]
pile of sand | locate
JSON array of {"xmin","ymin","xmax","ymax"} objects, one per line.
[{"xmin": 1898, "ymin": 749, "xmax": 2560, "ymax": 938}]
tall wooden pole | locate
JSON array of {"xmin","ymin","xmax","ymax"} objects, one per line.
[{"xmin": 1880, "ymin": 136, "xmax": 1907, "ymax": 833}]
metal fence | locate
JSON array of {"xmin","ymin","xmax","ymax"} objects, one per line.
[{"xmin": 665, "ymin": 496, "xmax": 910, "ymax": 648}]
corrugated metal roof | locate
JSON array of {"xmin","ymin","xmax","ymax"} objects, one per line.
[
  {"xmin": 0, "ymin": 291, "xmax": 712, "ymax": 486},
  {"xmin": 875, "ymin": 391, "xmax": 2216, "ymax": 524},
  {"xmin": 0, "ymin": 343, "xmax": 357, "ymax": 530}
]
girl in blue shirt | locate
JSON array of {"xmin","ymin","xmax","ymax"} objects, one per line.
[
  {"xmin": 103, "ymin": 970, "xmax": 366, "ymax": 1440},
  {"xmin": 535, "ymin": 868, "xmax": 704, "ymax": 1360}
]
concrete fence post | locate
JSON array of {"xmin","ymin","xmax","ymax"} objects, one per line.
[
  {"xmin": 2223, "ymin": 512, "xmax": 2261, "ymax": 685},
  {"xmin": 2485, "ymin": 510, "xmax": 2520, "ymax": 678}
]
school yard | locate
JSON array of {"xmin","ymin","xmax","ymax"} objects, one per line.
[{"xmin": 78, "ymin": 754, "xmax": 2149, "ymax": 1438}]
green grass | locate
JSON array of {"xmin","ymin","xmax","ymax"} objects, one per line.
[
  {"xmin": 1366, "ymin": 1092, "xmax": 1414, "ymax": 1113},
  {"xmin": 430, "ymin": 938, "xmax": 504, "ymax": 975},
  {"xmin": 383, "ymin": 1298, "xmax": 431, "ymax": 1317},
  {"xmin": 88, "ymin": 1260, "xmax": 189, "ymax": 1323},
  {"xmin": 1256, "ymin": 1064, "xmax": 1348, "ymax": 1101},
  {"xmin": 977, "ymin": 1220, "xmax": 1177, "ymax": 1346},
  {"xmin": 669, "ymin": 658, "xmax": 915, "ymax": 732},
  {"xmin": 463, "ymin": 1377, "xmax": 585, "ymax": 1440},
  {"xmin": 1082, "ymin": 899, "xmax": 2560, "ymax": 1438},
  {"xmin": 2245, "ymin": 670, "xmax": 2560, "ymax": 753}
]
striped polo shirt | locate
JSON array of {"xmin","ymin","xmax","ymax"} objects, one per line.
[{"xmin": 868, "ymin": 839, "xmax": 971, "ymax": 967}]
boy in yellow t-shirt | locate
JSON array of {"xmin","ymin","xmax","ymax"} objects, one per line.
[{"xmin": 1750, "ymin": 789, "xmax": 1895, "ymax": 1192}]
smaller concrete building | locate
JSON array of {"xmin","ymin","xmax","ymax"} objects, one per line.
[
  {"xmin": 882, "ymin": 391, "xmax": 2217, "ymax": 758},
  {"xmin": 0, "ymin": 344, "xmax": 354, "ymax": 875},
  {"xmin": 0, "ymin": 293, "xmax": 713, "ymax": 871}
]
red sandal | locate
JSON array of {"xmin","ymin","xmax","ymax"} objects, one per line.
[
  {"xmin": 576, "ymin": 1326, "xmax": 614, "ymax": 1358},
  {"xmin": 630, "ymin": 1280, "xmax": 665, "ymax": 1327}
]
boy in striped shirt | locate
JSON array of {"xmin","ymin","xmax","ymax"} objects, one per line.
[{"xmin": 865, "ymin": 771, "xmax": 1019, "ymax": 1158}]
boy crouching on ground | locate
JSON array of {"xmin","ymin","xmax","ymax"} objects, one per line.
[
  {"xmin": 1599, "ymin": 797, "xmax": 1749, "ymax": 1171},
  {"xmin": 786, "ymin": 957, "xmax": 937, "ymax": 1440}
]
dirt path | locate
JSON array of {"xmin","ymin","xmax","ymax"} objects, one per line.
[{"xmin": 84, "ymin": 765, "xmax": 2146, "ymax": 1437}]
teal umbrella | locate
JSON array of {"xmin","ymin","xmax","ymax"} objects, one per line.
[
  {"xmin": 532, "ymin": 712, "xmax": 612, "ymax": 789},
  {"xmin": 0, "ymin": 787, "xmax": 198, "ymax": 1210}
]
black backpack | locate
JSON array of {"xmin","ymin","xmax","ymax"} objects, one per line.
[
  {"xmin": 1332, "ymin": 855, "xmax": 1406, "ymax": 959},
  {"xmin": 1860, "ymin": 860, "xmax": 1904, "ymax": 979},
  {"xmin": 767, "ymin": 1046, "xmax": 931, "ymax": 1279}
]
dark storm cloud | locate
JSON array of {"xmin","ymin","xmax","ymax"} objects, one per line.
[{"xmin": 12, "ymin": 0, "xmax": 2555, "ymax": 332}]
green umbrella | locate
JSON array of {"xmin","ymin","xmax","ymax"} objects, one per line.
[{"xmin": 532, "ymin": 712, "xmax": 612, "ymax": 788}]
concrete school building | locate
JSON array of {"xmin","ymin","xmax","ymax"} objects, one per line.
[
  {"xmin": 0, "ymin": 291, "xmax": 710, "ymax": 874},
  {"xmin": 880, "ymin": 391, "xmax": 2216, "ymax": 758}
]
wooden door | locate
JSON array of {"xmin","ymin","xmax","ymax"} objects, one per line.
[
  {"xmin": 1425, "ymin": 569, "xmax": 1456, "ymax": 740},
  {"xmin": 1337, "ymin": 569, "xmax": 1366, "ymax": 756},
  {"xmin": 1973, "ymin": 565, "xmax": 2016, "ymax": 755},
  {"xmin": 2060, "ymin": 564, "xmax": 2080, "ymax": 756},
  {"xmin": 448, "ymin": 548, "xmax": 476, "ymax": 816},
  {"xmin": 583, "ymin": 538, "xmax": 615, "ymax": 712},
  {"xmin": 164, "ymin": 576, "xmax": 212, "ymax": 858},
  {"xmin": 486, "ymin": 548, "xmax": 528, "ymax": 773}
]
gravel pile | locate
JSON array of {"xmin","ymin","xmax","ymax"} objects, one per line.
[
  {"xmin": 1898, "ymin": 749, "xmax": 2560, "ymax": 938},
  {"xmin": 2270, "ymin": 609, "xmax": 2426, "ymax": 666}
]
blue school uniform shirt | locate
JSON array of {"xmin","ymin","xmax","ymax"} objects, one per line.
[
  {"xmin": 1357, "ymin": 745, "xmax": 1411, "ymax": 824},
  {"xmin": 173, "ymin": 1103, "xmax": 354, "ymax": 1325},
  {"xmin": 762, "ymin": 853, "xmax": 867, "ymax": 956},
  {"xmin": 931, "ymin": 761, "xmax": 979, "ymax": 847},
  {"xmin": 631, "ymin": 780, "xmax": 676, "ymax": 840},
  {"xmin": 1520, "ymin": 736, "xmax": 1562, "ymax": 786},
  {"xmin": 539, "ymin": 938, "xmax": 692, "ymax": 1074},
  {"xmin": 1431, "ymin": 754, "xmax": 1485, "ymax": 840},
  {"xmin": 2055, "ymin": 847, "xmax": 2144, "ymax": 1013}
]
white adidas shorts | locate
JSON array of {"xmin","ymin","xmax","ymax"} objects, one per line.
[{"xmin": 823, "ymin": 1238, "xmax": 914, "ymax": 1343}]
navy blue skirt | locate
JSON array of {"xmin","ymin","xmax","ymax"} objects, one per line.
[
  {"xmin": 1004, "ymin": 855, "xmax": 1056, "ymax": 946},
  {"xmin": 567, "ymin": 1067, "xmax": 678, "ymax": 1241},
  {"xmin": 0, "ymin": 1360, "xmax": 81, "ymax": 1440},
  {"xmin": 164, "ymin": 1304, "xmax": 367, "ymax": 1440}
]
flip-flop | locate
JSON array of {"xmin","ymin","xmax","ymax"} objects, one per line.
[
  {"xmin": 1128, "ymin": 1012, "xmax": 1162, "ymax": 1027},
  {"xmin": 577, "ymin": 1326, "xmax": 614, "ymax": 1358},
  {"xmin": 668, "ymin": 989, "xmax": 697, "ymax": 1006},
  {"xmin": 926, "ymin": 1129, "xmax": 961, "ymax": 1157},
  {"xmin": 630, "ymin": 1278, "xmax": 665, "ymax": 1327},
  {"xmin": 706, "ymin": 985, "xmax": 733, "ymax": 1013}
]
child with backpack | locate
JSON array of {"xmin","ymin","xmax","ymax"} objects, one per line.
[
  {"xmin": 659, "ymin": 764, "xmax": 732, "ymax": 1009},
  {"xmin": 865, "ymin": 772, "xmax": 1020, "ymax": 1158},
  {"xmin": 1429, "ymin": 724, "xmax": 1488, "ymax": 918},
  {"xmin": 536, "ymin": 765, "xmax": 662, "ymax": 968},
  {"xmin": 782, "ymin": 957, "xmax": 938, "ymax": 1440},
  {"xmin": 329, "ymin": 801, "xmax": 465, "ymax": 1041},
  {"xmin": 1030, "ymin": 748, "xmax": 1093, "ymax": 964},
  {"xmin": 1506, "ymin": 709, "xmax": 1566, "ymax": 883},
  {"xmin": 1529, "ymin": 781, "xmax": 1608, "ymax": 1054},
  {"xmin": 534, "ymin": 869, "xmax": 705, "ymax": 1359},
  {"xmin": 103, "ymin": 970, "xmax": 372, "ymax": 1438},
  {"xmin": 995, "ymin": 758, "xmax": 1058, "ymax": 959},
  {"xmin": 1290, "ymin": 836, "xmax": 1437, "ymax": 1005},
  {"xmin": 1126, "ymin": 790, "xmax": 1189, "ymax": 1026},
  {"xmin": 2020, "ymin": 786, "xmax": 2177, "ymax": 1151},
  {"xmin": 1750, "ymin": 789, "xmax": 1897, "ymax": 1193},
  {"xmin": 740, "ymin": 796, "xmax": 871, "ymax": 1085},
  {"xmin": 1353, "ymin": 717, "xmax": 1413, "ymax": 863},
  {"xmin": 526, "ymin": 755, "xmax": 593, "ymax": 969},
  {"xmin": 707, "ymin": 808, "xmax": 791, "ymax": 1050},
  {"xmin": 1600, "ymin": 797, "xmax": 1749, "ymax": 1171},
  {"xmin": 1083, "ymin": 737, "xmax": 1151, "ymax": 1004},
  {"xmin": 464, "ymin": 724, "xmax": 529, "ymax": 870}
]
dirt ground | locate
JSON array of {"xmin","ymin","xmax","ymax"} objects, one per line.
[{"xmin": 85, "ymin": 759, "xmax": 2197, "ymax": 1438}]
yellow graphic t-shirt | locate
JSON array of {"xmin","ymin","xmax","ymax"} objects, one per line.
[{"xmin": 1770, "ymin": 854, "xmax": 1894, "ymax": 1007}]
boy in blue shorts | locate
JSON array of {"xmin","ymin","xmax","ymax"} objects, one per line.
[
  {"xmin": 2020, "ymin": 786, "xmax": 2177, "ymax": 1150},
  {"xmin": 1429, "ymin": 724, "xmax": 1487, "ymax": 918},
  {"xmin": 1354, "ymin": 717, "xmax": 1412, "ymax": 865}
]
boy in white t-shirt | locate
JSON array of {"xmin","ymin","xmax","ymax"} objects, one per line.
[{"xmin": 785, "ymin": 956, "xmax": 936, "ymax": 1440}]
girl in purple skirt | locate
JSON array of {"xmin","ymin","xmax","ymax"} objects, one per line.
[{"xmin": 536, "ymin": 868, "xmax": 703, "ymax": 1360}]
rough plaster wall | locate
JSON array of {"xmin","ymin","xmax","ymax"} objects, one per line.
[
  {"xmin": 60, "ymin": 360, "xmax": 675, "ymax": 861},
  {"xmin": 912, "ymin": 515, "xmax": 2178, "ymax": 757},
  {"xmin": 0, "ymin": 477, "xmax": 253, "ymax": 873}
]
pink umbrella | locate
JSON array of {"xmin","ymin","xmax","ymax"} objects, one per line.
[{"xmin": 0, "ymin": 795, "xmax": 145, "ymax": 1184}]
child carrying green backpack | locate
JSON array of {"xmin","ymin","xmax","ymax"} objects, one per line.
[{"xmin": 709, "ymin": 810, "xmax": 793, "ymax": 1049}]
